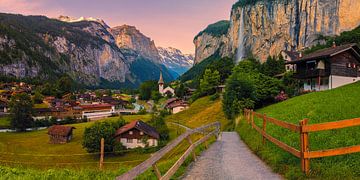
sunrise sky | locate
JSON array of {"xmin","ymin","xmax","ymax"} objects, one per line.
[{"xmin": 0, "ymin": 0, "xmax": 237, "ymax": 54}]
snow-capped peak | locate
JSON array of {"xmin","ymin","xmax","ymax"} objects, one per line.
[
  {"xmin": 157, "ymin": 47, "xmax": 194, "ymax": 75},
  {"xmin": 57, "ymin": 15, "xmax": 109, "ymax": 28}
]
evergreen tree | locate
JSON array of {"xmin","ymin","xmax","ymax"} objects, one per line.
[{"xmin": 199, "ymin": 69, "xmax": 220, "ymax": 95}]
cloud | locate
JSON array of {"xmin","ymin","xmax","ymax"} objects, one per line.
[{"xmin": 0, "ymin": 0, "xmax": 65, "ymax": 18}]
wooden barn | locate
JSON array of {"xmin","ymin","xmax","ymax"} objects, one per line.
[
  {"xmin": 47, "ymin": 125, "xmax": 76, "ymax": 144},
  {"xmin": 287, "ymin": 43, "xmax": 360, "ymax": 91}
]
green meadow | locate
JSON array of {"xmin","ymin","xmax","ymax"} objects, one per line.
[{"xmin": 237, "ymin": 82, "xmax": 360, "ymax": 179}]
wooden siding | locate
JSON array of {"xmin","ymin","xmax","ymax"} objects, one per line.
[{"xmin": 330, "ymin": 51, "xmax": 360, "ymax": 77}]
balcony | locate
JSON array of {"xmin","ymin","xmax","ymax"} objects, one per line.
[{"xmin": 294, "ymin": 69, "xmax": 330, "ymax": 79}]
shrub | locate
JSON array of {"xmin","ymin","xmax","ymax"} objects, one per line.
[{"xmin": 82, "ymin": 118, "xmax": 126, "ymax": 153}]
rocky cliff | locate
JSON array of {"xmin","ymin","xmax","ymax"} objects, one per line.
[
  {"xmin": 158, "ymin": 47, "xmax": 194, "ymax": 75},
  {"xmin": 111, "ymin": 25, "xmax": 161, "ymax": 63},
  {"xmin": 0, "ymin": 13, "xmax": 176, "ymax": 87},
  {"xmin": 195, "ymin": 0, "xmax": 360, "ymax": 63}
]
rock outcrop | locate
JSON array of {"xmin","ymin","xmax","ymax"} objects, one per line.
[
  {"xmin": 195, "ymin": 0, "xmax": 360, "ymax": 63},
  {"xmin": 111, "ymin": 25, "xmax": 162, "ymax": 63}
]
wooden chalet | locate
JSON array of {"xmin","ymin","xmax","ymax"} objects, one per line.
[
  {"xmin": 287, "ymin": 43, "xmax": 360, "ymax": 91},
  {"xmin": 114, "ymin": 120, "xmax": 159, "ymax": 149},
  {"xmin": 47, "ymin": 125, "xmax": 76, "ymax": 144}
]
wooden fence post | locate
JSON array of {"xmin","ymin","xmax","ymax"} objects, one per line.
[
  {"xmin": 251, "ymin": 110, "xmax": 254, "ymax": 128},
  {"xmin": 300, "ymin": 119, "xmax": 310, "ymax": 175},
  {"xmin": 99, "ymin": 138, "xmax": 104, "ymax": 170},
  {"xmin": 152, "ymin": 163, "xmax": 162, "ymax": 179},
  {"xmin": 187, "ymin": 136, "xmax": 197, "ymax": 161},
  {"xmin": 262, "ymin": 114, "xmax": 267, "ymax": 145}
]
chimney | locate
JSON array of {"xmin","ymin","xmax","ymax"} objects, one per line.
[{"xmin": 332, "ymin": 41, "xmax": 337, "ymax": 48}]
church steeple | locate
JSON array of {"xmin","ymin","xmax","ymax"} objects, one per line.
[{"xmin": 158, "ymin": 72, "xmax": 164, "ymax": 85}]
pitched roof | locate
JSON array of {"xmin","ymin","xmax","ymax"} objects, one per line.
[
  {"xmin": 114, "ymin": 120, "xmax": 160, "ymax": 139},
  {"xmin": 47, "ymin": 125, "xmax": 75, "ymax": 136},
  {"xmin": 282, "ymin": 50, "xmax": 300, "ymax": 60},
  {"xmin": 167, "ymin": 101, "xmax": 189, "ymax": 109},
  {"xmin": 288, "ymin": 43, "xmax": 360, "ymax": 64},
  {"xmin": 164, "ymin": 98, "xmax": 179, "ymax": 106},
  {"xmin": 79, "ymin": 103, "xmax": 112, "ymax": 109}
]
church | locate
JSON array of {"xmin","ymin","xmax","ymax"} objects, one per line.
[{"xmin": 158, "ymin": 72, "xmax": 175, "ymax": 96}]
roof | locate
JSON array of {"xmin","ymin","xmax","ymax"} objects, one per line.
[
  {"xmin": 282, "ymin": 50, "xmax": 300, "ymax": 60},
  {"xmin": 158, "ymin": 72, "xmax": 164, "ymax": 84},
  {"xmin": 288, "ymin": 43, "xmax": 360, "ymax": 64},
  {"xmin": 79, "ymin": 103, "xmax": 113, "ymax": 109},
  {"xmin": 47, "ymin": 125, "xmax": 75, "ymax": 136},
  {"xmin": 114, "ymin": 120, "xmax": 160, "ymax": 139},
  {"xmin": 164, "ymin": 98, "xmax": 179, "ymax": 106},
  {"xmin": 167, "ymin": 101, "xmax": 189, "ymax": 109}
]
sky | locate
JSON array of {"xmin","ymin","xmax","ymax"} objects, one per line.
[{"xmin": 0, "ymin": 0, "xmax": 237, "ymax": 54}]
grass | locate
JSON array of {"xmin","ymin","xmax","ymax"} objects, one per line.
[
  {"xmin": 166, "ymin": 96, "xmax": 230, "ymax": 130},
  {"xmin": 0, "ymin": 114, "xmax": 152, "ymax": 170},
  {"xmin": 0, "ymin": 96, "xmax": 227, "ymax": 179},
  {"xmin": 236, "ymin": 82, "xmax": 360, "ymax": 179},
  {"xmin": 33, "ymin": 103, "xmax": 49, "ymax": 108},
  {"xmin": 0, "ymin": 116, "xmax": 10, "ymax": 128}
]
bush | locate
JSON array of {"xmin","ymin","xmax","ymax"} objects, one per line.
[{"xmin": 82, "ymin": 118, "xmax": 126, "ymax": 153}]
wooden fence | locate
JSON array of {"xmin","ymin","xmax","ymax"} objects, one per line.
[
  {"xmin": 116, "ymin": 122, "xmax": 221, "ymax": 180},
  {"xmin": 243, "ymin": 109, "xmax": 360, "ymax": 175}
]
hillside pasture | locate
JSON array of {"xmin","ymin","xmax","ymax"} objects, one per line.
[{"xmin": 237, "ymin": 82, "xmax": 360, "ymax": 179}]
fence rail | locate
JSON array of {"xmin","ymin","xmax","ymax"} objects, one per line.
[
  {"xmin": 116, "ymin": 122, "xmax": 221, "ymax": 180},
  {"xmin": 243, "ymin": 109, "xmax": 360, "ymax": 175}
]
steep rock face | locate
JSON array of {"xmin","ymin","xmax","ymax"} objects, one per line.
[
  {"xmin": 195, "ymin": 0, "xmax": 360, "ymax": 62},
  {"xmin": 111, "ymin": 25, "xmax": 161, "ymax": 63},
  {"xmin": 193, "ymin": 33, "xmax": 230, "ymax": 64},
  {"xmin": 0, "ymin": 13, "xmax": 129, "ymax": 86},
  {"xmin": 158, "ymin": 47, "xmax": 194, "ymax": 75}
]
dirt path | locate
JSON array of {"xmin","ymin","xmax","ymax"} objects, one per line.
[{"xmin": 182, "ymin": 132, "xmax": 282, "ymax": 180}]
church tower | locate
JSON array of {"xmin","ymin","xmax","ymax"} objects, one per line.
[{"xmin": 158, "ymin": 72, "xmax": 164, "ymax": 94}]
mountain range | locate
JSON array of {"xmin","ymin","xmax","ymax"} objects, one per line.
[{"xmin": 0, "ymin": 13, "xmax": 194, "ymax": 88}]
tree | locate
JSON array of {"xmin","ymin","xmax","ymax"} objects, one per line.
[
  {"xmin": 33, "ymin": 89, "xmax": 44, "ymax": 104},
  {"xmin": 148, "ymin": 114, "xmax": 169, "ymax": 144},
  {"xmin": 151, "ymin": 90, "xmax": 162, "ymax": 102},
  {"xmin": 222, "ymin": 72, "xmax": 256, "ymax": 120},
  {"xmin": 175, "ymin": 84, "xmax": 185, "ymax": 98},
  {"xmin": 139, "ymin": 81, "xmax": 158, "ymax": 100},
  {"xmin": 9, "ymin": 93, "xmax": 34, "ymax": 131},
  {"xmin": 199, "ymin": 69, "xmax": 220, "ymax": 96},
  {"xmin": 260, "ymin": 56, "xmax": 285, "ymax": 77},
  {"xmin": 82, "ymin": 118, "xmax": 126, "ymax": 153}
]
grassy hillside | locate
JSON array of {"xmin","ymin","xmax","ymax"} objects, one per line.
[
  {"xmin": 0, "ymin": 97, "xmax": 227, "ymax": 179},
  {"xmin": 166, "ymin": 96, "xmax": 230, "ymax": 130},
  {"xmin": 237, "ymin": 82, "xmax": 360, "ymax": 179}
]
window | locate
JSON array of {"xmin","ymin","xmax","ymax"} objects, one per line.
[
  {"xmin": 140, "ymin": 131, "xmax": 144, "ymax": 135},
  {"xmin": 347, "ymin": 63, "xmax": 351, "ymax": 68},
  {"xmin": 129, "ymin": 131, "xmax": 133, "ymax": 135},
  {"xmin": 137, "ymin": 139, "xmax": 142, "ymax": 143},
  {"xmin": 127, "ymin": 139, "xmax": 133, "ymax": 143}
]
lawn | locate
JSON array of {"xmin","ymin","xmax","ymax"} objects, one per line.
[{"xmin": 236, "ymin": 82, "xmax": 360, "ymax": 179}]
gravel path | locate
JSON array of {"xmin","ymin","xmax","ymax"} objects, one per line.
[{"xmin": 182, "ymin": 132, "xmax": 282, "ymax": 180}]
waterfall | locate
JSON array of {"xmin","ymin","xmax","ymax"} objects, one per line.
[{"xmin": 236, "ymin": 8, "xmax": 245, "ymax": 63}]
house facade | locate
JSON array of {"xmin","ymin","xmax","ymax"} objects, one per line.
[
  {"xmin": 287, "ymin": 43, "xmax": 360, "ymax": 91},
  {"xmin": 80, "ymin": 103, "xmax": 115, "ymax": 120},
  {"xmin": 114, "ymin": 120, "xmax": 159, "ymax": 149},
  {"xmin": 281, "ymin": 50, "xmax": 300, "ymax": 72}
]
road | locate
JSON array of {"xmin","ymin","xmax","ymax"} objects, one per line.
[{"xmin": 182, "ymin": 132, "xmax": 282, "ymax": 180}]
